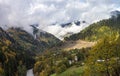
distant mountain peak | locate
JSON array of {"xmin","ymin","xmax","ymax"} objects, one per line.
[
  {"xmin": 49, "ymin": 20, "xmax": 87, "ymax": 40},
  {"xmin": 111, "ymin": 10, "xmax": 120, "ymax": 18},
  {"xmin": 53, "ymin": 20, "xmax": 86, "ymax": 28},
  {"xmin": 30, "ymin": 24, "xmax": 39, "ymax": 35},
  {"xmin": 30, "ymin": 24, "xmax": 46, "ymax": 39},
  {"xmin": 30, "ymin": 24, "xmax": 39, "ymax": 28},
  {"xmin": 74, "ymin": 20, "xmax": 80, "ymax": 25}
]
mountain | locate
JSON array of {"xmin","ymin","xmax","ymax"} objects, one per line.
[
  {"xmin": 7, "ymin": 27, "xmax": 60, "ymax": 53},
  {"xmin": 51, "ymin": 20, "xmax": 87, "ymax": 39},
  {"xmin": 59, "ymin": 20, "xmax": 86, "ymax": 28},
  {"xmin": 0, "ymin": 26, "xmax": 60, "ymax": 76},
  {"xmin": 65, "ymin": 11, "xmax": 120, "ymax": 41},
  {"xmin": 111, "ymin": 10, "xmax": 120, "ymax": 18}
]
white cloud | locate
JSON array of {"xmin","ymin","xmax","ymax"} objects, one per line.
[
  {"xmin": 43, "ymin": 22, "xmax": 89, "ymax": 39},
  {"xmin": 0, "ymin": 0, "xmax": 120, "ymax": 39}
]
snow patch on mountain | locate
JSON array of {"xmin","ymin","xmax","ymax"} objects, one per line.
[{"xmin": 42, "ymin": 20, "xmax": 88, "ymax": 40}]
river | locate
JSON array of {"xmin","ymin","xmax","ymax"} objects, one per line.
[{"xmin": 26, "ymin": 69, "xmax": 34, "ymax": 76}]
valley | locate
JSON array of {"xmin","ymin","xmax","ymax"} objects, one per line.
[{"xmin": 32, "ymin": 11, "xmax": 120, "ymax": 76}]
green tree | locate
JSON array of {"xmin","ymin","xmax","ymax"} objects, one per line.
[
  {"xmin": 17, "ymin": 61, "xmax": 27, "ymax": 76},
  {"xmin": 84, "ymin": 35, "xmax": 120, "ymax": 76}
]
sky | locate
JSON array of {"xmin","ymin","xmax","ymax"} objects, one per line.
[{"xmin": 0, "ymin": 0, "xmax": 120, "ymax": 39}]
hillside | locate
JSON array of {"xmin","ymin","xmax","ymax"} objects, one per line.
[
  {"xmin": 65, "ymin": 13, "xmax": 120, "ymax": 41},
  {"xmin": 7, "ymin": 27, "xmax": 60, "ymax": 53},
  {"xmin": 0, "ymin": 27, "xmax": 60, "ymax": 76},
  {"xmin": 0, "ymin": 27, "xmax": 29, "ymax": 76},
  {"xmin": 51, "ymin": 66, "xmax": 84, "ymax": 76}
]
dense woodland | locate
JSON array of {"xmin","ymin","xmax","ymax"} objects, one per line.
[
  {"xmin": 0, "ymin": 27, "xmax": 36, "ymax": 76},
  {"xmin": 0, "ymin": 27, "xmax": 60, "ymax": 76},
  {"xmin": 84, "ymin": 35, "xmax": 120, "ymax": 76}
]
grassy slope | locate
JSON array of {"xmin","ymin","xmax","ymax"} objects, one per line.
[{"xmin": 51, "ymin": 66, "xmax": 84, "ymax": 76}]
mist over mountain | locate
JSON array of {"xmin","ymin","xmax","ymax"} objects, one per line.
[
  {"xmin": 45, "ymin": 20, "xmax": 88, "ymax": 39},
  {"xmin": 0, "ymin": 0, "xmax": 120, "ymax": 40},
  {"xmin": 65, "ymin": 10, "xmax": 120, "ymax": 41}
]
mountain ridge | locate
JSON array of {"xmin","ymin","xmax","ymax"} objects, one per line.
[
  {"xmin": 64, "ymin": 13, "xmax": 120, "ymax": 41},
  {"xmin": 7, "ymin": 27, "xmax": 60, "ymax": 53}
]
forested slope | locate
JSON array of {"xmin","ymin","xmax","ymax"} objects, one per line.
[{"xmin": 65, "ymin": 14, "xmax": 120, "ymax": 41}]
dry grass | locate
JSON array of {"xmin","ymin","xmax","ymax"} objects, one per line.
[{"xmin": 61, "ymin": 40, "xmax": 96, "ymax": 51}]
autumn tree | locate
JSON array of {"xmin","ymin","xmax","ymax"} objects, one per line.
[{"xmin": 84, "ymin": 34, "xmax": 120, "ymax": 76}]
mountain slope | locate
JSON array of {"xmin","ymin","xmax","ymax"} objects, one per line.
[
  {"xmin": 65, "ymin": 13, "xmax": 120, "ymax": 41},
  {"xmin": 0, "ymin": 27, "xmax": 60, "ymax": 76},
  {"xmin": 0, "ymin": 27, "xmax": 28, "ymax": 76},
  {"xmin": 7, "ymin": 27, "xmax": 60, "ymax": 53}
]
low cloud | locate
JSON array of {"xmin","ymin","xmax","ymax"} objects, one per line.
[
  {"xmin": 43, "ymin": 23, "xmax": 88, "ymax": 39},
  {"xmin": 0, "ymin": 0, "xmax": 120, "ymax": 39}
]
